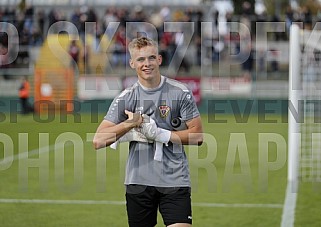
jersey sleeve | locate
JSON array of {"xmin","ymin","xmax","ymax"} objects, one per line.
[
  {"xmin": 179, "ymin": 90, "xmax": 200, "ymax": 122},
  {"xmin": 104, "ymin": 93, "xmax": 127, "ymax": 124}
]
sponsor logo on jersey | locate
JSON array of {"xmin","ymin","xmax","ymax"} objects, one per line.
[
  {"xmin": 135, "ymin": 106, "xmax": 144, "ymax": 114},
  {"xmin": 158, "ymin": 105, "xmax": 170, "ymax": 118}
]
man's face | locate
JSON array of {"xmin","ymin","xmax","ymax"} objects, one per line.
[{"xmin": 129, "ymin": 45, "xmax": 162, "ymax": 82}]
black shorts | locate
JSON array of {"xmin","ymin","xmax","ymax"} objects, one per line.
[{"xmin": 125, "ymin": 185, "xmax": 192, "ymax": 227}]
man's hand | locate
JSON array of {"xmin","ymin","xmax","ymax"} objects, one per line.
[{"xmin": 124, "ymin": 110, "xmax": 143, "ymax": 129}]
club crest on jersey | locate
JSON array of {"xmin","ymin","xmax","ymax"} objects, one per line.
[{"xmin": 158, "ymin": 105, "xmax": 170, "ymax": 118}]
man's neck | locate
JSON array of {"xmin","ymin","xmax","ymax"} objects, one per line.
[{"xmin": 139, "ymin": 76, "xmax": 164, "ymax": 90}]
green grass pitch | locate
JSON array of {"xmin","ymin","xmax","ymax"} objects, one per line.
[{"xmin": 0, "ymin": 113, "xmax": 321, "ymax": 226}]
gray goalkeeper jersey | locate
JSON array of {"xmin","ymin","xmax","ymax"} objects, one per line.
[{"xmin": 104, "ymin": 76, "xmax": 200, "ymax": 187}]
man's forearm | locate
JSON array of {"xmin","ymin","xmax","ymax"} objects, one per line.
[
  {"xmin": 93, "ymin": 120, "xmax": 138, "ymax": 149},
  {"xmin": 170, "ymin": 129, "xmax": 203, "ymax": 146}
]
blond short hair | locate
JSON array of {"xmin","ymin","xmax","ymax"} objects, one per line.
[{"xmin": 128, "ymin": 37, "xmax": 158, "ymax": 57}]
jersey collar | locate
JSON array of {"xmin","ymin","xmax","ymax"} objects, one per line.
[{"xmin": 138, "ymin": 75, "xmax": 165, "ymax": 91}]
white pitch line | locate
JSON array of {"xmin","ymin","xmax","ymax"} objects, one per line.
[
  {"xmin": 0, "ymin": 199, "xmax": 283, "ymax": 208},
  {"xmin": 0, "ymin": 199, "xmax": 125, "ymax": 206},
  {"xmin": 193, "ymin": 202, "xmax": 283, "ymax": 209},
  {"xmin": 280, "ymin": 181, "xmax": 298, "ymax": 227}
]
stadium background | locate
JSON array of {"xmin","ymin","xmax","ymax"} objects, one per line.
[{"xmin": 0, "ymin": 0, "xmax": 292, "ymax": 113}]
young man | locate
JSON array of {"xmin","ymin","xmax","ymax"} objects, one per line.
[{"xmin": 93, "ymin": 37, "xmax": 203, "ymax": 227}]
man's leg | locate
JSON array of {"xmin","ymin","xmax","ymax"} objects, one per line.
[
  {"xmin": 159, "ymin": 187, "xmax": 192, "ymax": 227},
  {"xmin": 126, "ymin": 185, "xmax": 158, "ymax": 227}
]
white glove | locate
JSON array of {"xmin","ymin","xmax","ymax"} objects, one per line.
[
  {"xmin": 153, "ymin": 128, "xmax": 171, "ymax": 161},
  {"xmin": 140, "ymin": 115, "xmax": 171, "ymax": 161},
  {"xmin": 140, "ymin": 114, "xmax": 158, "ymax": 139},
  {"xmin": 141, "ymin": 115, "xmax": 171, "ymax": 144},
  {"xmin": 110, "ymin": 128, "xmax": 152, "ymax": 149}
]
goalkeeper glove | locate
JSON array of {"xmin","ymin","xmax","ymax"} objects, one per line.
[
  {"xmin": 140, "ymin": 115, "xmax": 171, "ymax": 161},
  {"xmin": 110, "ymin": 128, "xmax": 152, "ymax": 149}
]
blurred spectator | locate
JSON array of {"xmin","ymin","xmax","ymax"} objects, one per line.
[
  {"xmin": 256, "ymin": 10, "xmax": 267, "ymax": 39},
  {"xmin": 116, "ymin": 8, "xmax": 129, "ymax": 28},
  {"xmin": 48, "ymin": 9, "xmax": 59, "ymax": 28},
  {"xmin": 194, "ymin": 35, "xmax": 202, "ymax": 66},
  {"xmin": 36, "ymin": 9, "xmax": 45, "ymax": 37},
  {"xmin": 78, "ymin": 6, "xmax": 88, "ymax": 43},
  {"xmin": 68, "ymin": 40, "xmax": 80, "ymax": 70},
  {"xmin": 87, "ymin": 7, "xmax": 98, "ymax": 23},
  {"xmin": 285, "ymin": 5, "xmax": 294, "ymax": 36},
  {"xmin": 70, "ymin": 8, "xmax": 81, "ymax": 32},
  {"xmin": 86, "ymin": 7, "xmax": 98, "ymax": 35},
  {"xmin": 19, "ymin": 28, "xmax": 30, "ymax": 45},
  {"xmin": 111, "ymin": 25, "xmax": 128, "ymax": 67},
  {"xmin": 3, "ymin": 6, "xmax": 15, "ymax": 25},
  {"xmin": 185, "ymin": 7, "xmax": 203, "ymax": 37},
  {"xmin": 159, "ymin": 31, "xmax": 174, "ymax": 66},
  {"xmin": 83, "ymin": 44, "xmax": 91, "ymax": 74},
  {"xmin": 302, "ymin": 6, "xmax": 313, "ymax": 30},
  {"xmin": 30, "ymin": 28, "xmax": 43, "ymax": 46},
  {"xmin": 213, "ymin": 37, "xmax": 225, "ymax": 62},
  {"xmin": 131, "ymin": 6, "xmax": 146, "ymax": 22},
  {"xmin": 269, "ymin": 49, "xmax": 279, "ymax": 72},
  {"xmin": 102, "ymin": 8, "xmax": 118, "ymax": 38},
  {"xmin": 241, "ymin": 43, "xmax": 253, "ymax": 79},
  {"xmin": 23, "ymin": 4, "xmax": 34, "ymax": 34},
  {"xmin": 174, "ymin": 31, "xmax": 189, "ymax": 72},
  {"xmin": 257, "ymin": 48, "xmax": 266, "ymax": 72},
  {"xmin": 240, "ymin": 1, "xmax": 252, "ymax": 38},
  {"xmin": 0, "ymin": 44, "xmax": 10, "ymax": 80},
  {"xmin": 18, "ymin": 76, "xmax": 33, "ymax": 114},
  {"xmin": 160, "ymin": 5, "xmax": 171, "ymax": 21},
  {"xmin": 270, "ymin": 14, "xmax": 283, "ymax": 41}
]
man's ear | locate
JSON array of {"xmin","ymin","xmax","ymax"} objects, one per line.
[
  {"xmin": 158, "ymin": 54, "xmax": 163, "ymax": 66},
  {"xmin": 129, "ymin": 59, "xmax": 135, "ymax": 69}
]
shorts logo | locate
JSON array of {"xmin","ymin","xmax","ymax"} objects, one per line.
[
  {"xmin": 158, "ymin": 105, "xmax": 170, "ymax": 118},
  {"xmin": 188, "ymin": 216, "xmax": 192, "ymax": 220}
]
